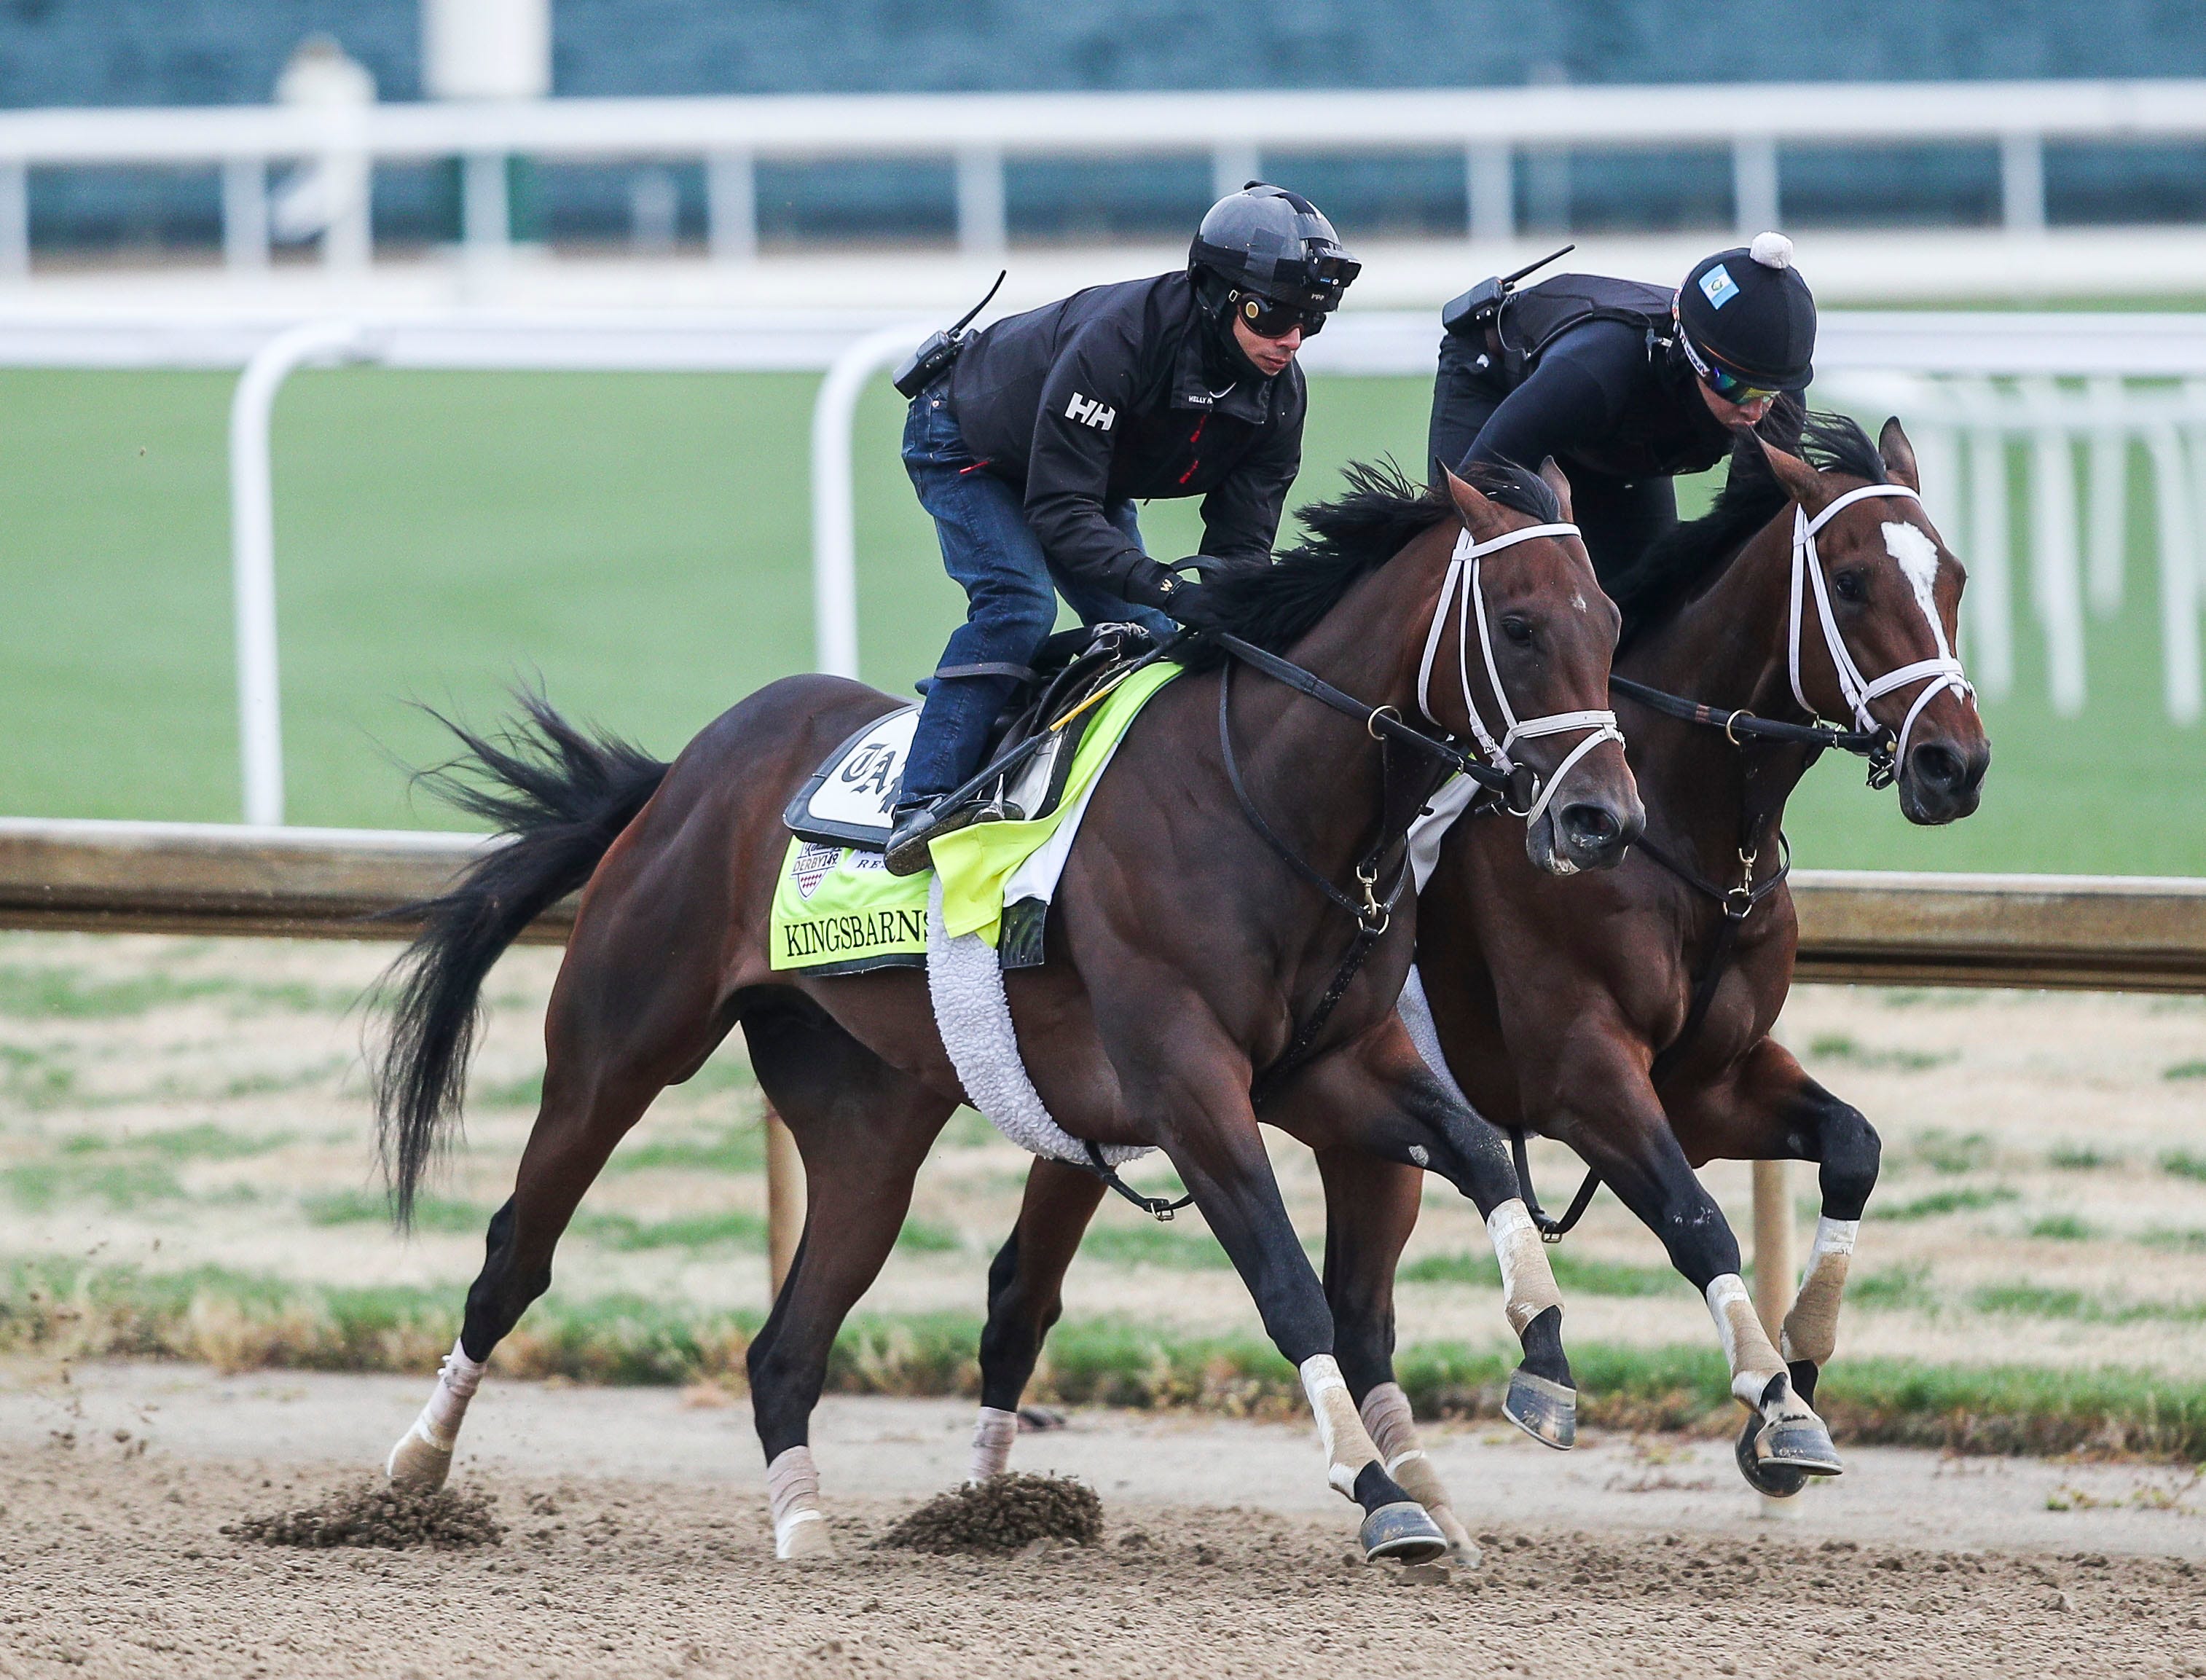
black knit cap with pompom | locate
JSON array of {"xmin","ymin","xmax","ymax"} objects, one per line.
[{"xmin": 1676, "ymin": 231, "xmax": 1816, "ymax": 390}]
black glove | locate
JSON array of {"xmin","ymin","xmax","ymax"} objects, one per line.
[
  {"xmin": 1126, "ymin": 560, "xmax": 1233, "ymax": 631},
  {"xmin": 1161, "ymin": 580, "xmax": 1232, "ymax": 632}
]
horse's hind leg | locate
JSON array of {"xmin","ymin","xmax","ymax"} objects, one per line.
[
  {"xmin": 387, "ymin": 950, "xmax": 726, "ymax": 1491},
  {"xmin": 967, "ymin": 1158, "xmax": 1107, "ymax": 1480},
  {"xmin": 1316, "ymin": 1145, "xmax": 1483, "ymax": 1565},
  {"xmin": 1668, "ymin": 1035, "xmax": 1880, "ymax": 1493},
  {"xmin": 739, "ymin": 995, "xmax": 955, "ymax": 1560}
]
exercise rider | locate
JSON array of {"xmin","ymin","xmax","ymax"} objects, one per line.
[
  {"xmin": 884, "ymin": 183, "xmax": 1361, "ymax": 874},
  {"xmin": 1429, "ymin": 231, "xmax": 1818, "ymax": 582}
]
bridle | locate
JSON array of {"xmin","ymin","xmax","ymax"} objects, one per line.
[
  {"xmin": 1512, "ymin": 485, "xmax": 1977, "ymax": 1244},
  {"xmin": 1416, "ymin": 522, "xmax": 1625, "ymax": 826},
  {"xmin": 1789, "ymin": 484, "xmax": 1974, "ymax": 773}
]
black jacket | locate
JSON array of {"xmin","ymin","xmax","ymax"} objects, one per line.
[
  {"xmin": 948, "ymin": 271, "xmax": 1303, "ymax": 597},
  {"xmin": 1441, "ymin": 274, "xmax": 1740, "ymax": 482}
]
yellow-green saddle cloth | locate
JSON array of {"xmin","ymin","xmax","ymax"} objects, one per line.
[{"xmin": 770, "ymin": 662, "xmax": 1180, "ymax": 976}]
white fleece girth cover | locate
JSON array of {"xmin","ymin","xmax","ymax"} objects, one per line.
[
  {"xmin": 925, "ymin": 876, "xmax": 1150, "ymax": 1169},
  {"xmin": 1397, "ymin": 965, "xmax": 1472, "ymax": 1109}
]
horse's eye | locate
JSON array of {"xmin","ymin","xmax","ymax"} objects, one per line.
[
  {"xmin": 1500, "ymin": 616, "xmax": 1534, "ymax": 647},
  {"xmin": 1833, "ymin": 570, "xmax": 1867, "ymax": 603}
]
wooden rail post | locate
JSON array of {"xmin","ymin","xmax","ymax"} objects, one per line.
[
  {"xmin": 764, "ymin": 1104, "xmax": 804, "ymax": 1301},
  {"xmin": 1751, "ymin": 1159, "xmax": 1794, "ymax": 1341}
]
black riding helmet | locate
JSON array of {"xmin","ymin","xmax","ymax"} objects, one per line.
[
  {"xmin": 1674, "ymin": 232, "xmax": 1816, "ymax": 394},
  {"xmin": 1189, "ymin": 182, "xmax": 1361, "ymax": 325}
]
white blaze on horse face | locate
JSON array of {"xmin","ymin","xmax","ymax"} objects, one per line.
[{"xmin": 1882, "ymin": 519, "xmax": 1952, "ymax": 660}]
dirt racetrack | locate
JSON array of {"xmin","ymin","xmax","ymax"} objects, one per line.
[{"xmin": 4, "ymin": 1365, "xmax": 2202, "ymax": 1679}]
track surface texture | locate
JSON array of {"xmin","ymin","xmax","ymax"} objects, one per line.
[{"xmin": 4, "ymin": 1371, "xmax": 2203, "ymax": 1678}]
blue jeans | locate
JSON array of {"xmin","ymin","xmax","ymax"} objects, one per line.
[{"xmin": 898, "ymin": 385, "xmax": 1172, "ymax": 804}]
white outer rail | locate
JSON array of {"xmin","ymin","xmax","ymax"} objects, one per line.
[
  {"xmin": 8, "ymin": 307, "xmax": 2204, "ymax": 823},
  {"xmin": 227, "ymin": 319, "xmax": 376, "ymax": 826},
  {"xmin": 4, "ymin": 79, "xmax": 2206, "ymax": 268},
  {"xmin": 809, "ymin": 326, "xmax": 926, "ymax": 680}
]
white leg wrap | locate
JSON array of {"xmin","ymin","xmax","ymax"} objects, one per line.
[
  {"xmin": 1360, "ymin": 1381, "xmax": 1478, "ymax": 1561},
  {"xmin": 1300, "ymin": 1355, "xmax": 1379, "ymax": 1499},
  {"xmin": 967, "ymin": 1405, "xmax": 1018, "ymax": 1483},
  {"xmin": 1706, "ymin": 1274, "xmax": 1789, "ymax": 1409},
  {"xmin": 766, "ymin": 1445, "xmax": 831, "ymax": 1560},
  {"xmin": 1781, "ymin": 1217, "xmax": 1859, "ymax": 1368},
  {"xmin": 387, "ymin": 1338, "xmax": 484, "ymax": 1488},
  {"xmin": 1487, "ymin": 1200, "xmax": 1565, "ymax": 1335},
  {"xmin": 419, "ymin": 1338, "xmax": 485, "ymax": 1447}
]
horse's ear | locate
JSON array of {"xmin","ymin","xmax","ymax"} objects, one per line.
[
  {"xmin": 1441, "ymin": 463, "xmax": 1506, "ymax": 538},
  {"xmin": 1878, "ymin": 416, "xmax": 1922, "ymax": 492},
  {"xmin": 1536, "ymin": 455, "xmax": 1574, "ymax": 523},
  {"xmin": 1756, "ymin": 436, "xmax": 1835, "ymax": 516}
]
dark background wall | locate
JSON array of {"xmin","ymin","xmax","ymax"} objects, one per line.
[
  {"xmin": 4, "ymin": 1, "xmax": 2200, "ymax": 250},
  {"xmin": 4, "ymin": 0, "xmax": 2205, "ymax": 105}
]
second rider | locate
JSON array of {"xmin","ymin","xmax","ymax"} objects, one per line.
[{"xmin": 885, "ymin": 184, "xmax": 1360, "ymax": 874}]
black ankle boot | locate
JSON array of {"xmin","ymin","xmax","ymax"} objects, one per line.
[{"xmin": 883, "ymin": 800, "xmax": 943, "ymax": 876}]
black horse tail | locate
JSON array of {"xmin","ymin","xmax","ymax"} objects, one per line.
[{"xmin": 373, "ymin": 690, "xmax": 669, "ymax": 1228}]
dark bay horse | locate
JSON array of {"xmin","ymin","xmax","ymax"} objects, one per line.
[
  {"xmin": 968, "ymin": 415, "xmax": 1989, "ymax": 1516},
  {"xmin": 370, "ymin": 460, "xmax": 1642, "ymax": 1564}
]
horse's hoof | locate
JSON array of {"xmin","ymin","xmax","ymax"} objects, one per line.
[
  {"xmin": 1360, "ymin": 1500, "xmax": 1448, "ymax": 1566},
  {"xmin": 1734, "ymin": 1415, "xmax": 1809, "ymax": 1498},
  {"xmin": 1503, "ymin": 1369, "xmax": 1577, "ymax": 1451},
  {"xmin": 1761, "ymin": 1412, "xmax": 1845, "ymax": 1477},
  {"xmin": 775, "ymin": 1510, "xmax": 836, "ymax": 1562},
  {"xmin": 1430, "ymin": 1504, "xmax": 1484, "ymax": 1569},
  {"xmin": 385, "ymin": 1423, "xmax": 452, "ymax": 1492}
]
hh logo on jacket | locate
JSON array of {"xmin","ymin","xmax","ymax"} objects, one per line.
[{"xmin": 1064, "ymin": 393, "xmax": 1116, "ymax": 431}]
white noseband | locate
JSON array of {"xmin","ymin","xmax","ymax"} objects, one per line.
[
  {"xmin": 1789, "ymin": 484, "xmax": 1975, "ymax": 770},
  {"xmin": 1414, "ymin": 522, "xmax": 1625, "ymax": 828}
]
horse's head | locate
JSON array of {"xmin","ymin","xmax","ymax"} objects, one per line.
[
  {"xmin": 1758, "ymin": 419, "xmax": 1990, "ymax": 825},
  {"xmin": 1436, "ymin": 460, "xmax": 1645, "ymax": 874}
]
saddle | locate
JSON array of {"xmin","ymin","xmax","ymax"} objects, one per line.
[{"xmin": 784, "ymin": 621, "xmax": 1161, "ymax": 851}]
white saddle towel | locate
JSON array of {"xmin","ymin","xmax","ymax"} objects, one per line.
[
  {"xmin": 925, "ymin": 876, "xmax": 1150, "ymax": 1169},
  {"xmin": 1397, "ymin": 963, "xmax": 1473, "ymax": 1111}
]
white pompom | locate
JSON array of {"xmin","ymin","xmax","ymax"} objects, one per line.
[{"xmin": 1749, "ymin": 231, "xmax": 1794, "ymax": 270}]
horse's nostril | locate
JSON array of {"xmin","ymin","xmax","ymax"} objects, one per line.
[
  {"xmin": 1911, "ymin": 744, "xmax": 1965, "ymax": 791},
  {"xmin": 1560, "ymin": 803, "xmax": 1621, "ymax": 850}
]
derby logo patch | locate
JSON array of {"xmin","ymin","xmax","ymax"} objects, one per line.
[
  {"xmin": 1064, "ymin": 393, "xmax": 1116, "ymax": 431},
  {"xmin": 790, "ymin": 842, "xmax": 841, "ymax": 901}
]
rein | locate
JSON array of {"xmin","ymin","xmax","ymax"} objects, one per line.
[
  {"xmin": 1078, "ymin": 519, "xmax": 1621, "ymax": 1216},
  {"xmin": 1514, "ymin": 490, "xmax": 1973, "ymax": 1241},
  {"xmin": 1415, "ymin": 522, "xmax": 1625, "ymax": 826}
]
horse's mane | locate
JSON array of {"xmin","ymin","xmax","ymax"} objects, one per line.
[
  {"xmin": 1606, "ymin": 407, "xmax": 1888, "ymax": 653},
  {"xmin": 1184, "ymin": 458, "xmax": 1560, "ymax": 667}
]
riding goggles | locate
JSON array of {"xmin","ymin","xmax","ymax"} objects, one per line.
[
  {"xmin": 1673, "ymin": 315, "xmax": 1781, "ymax": 406},
  {"xmin": 1232, "ymin": 289, "xmax": 1330, "ymax": 339}
]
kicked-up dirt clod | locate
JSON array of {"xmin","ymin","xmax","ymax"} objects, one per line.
[
  {"xmin": 222, "ymin": 1480, "xmax": 506, "ymax": 1550},
  {"xmin": 876, "ymin": 1472, "xmax": 1103, "ymax": 1553}
]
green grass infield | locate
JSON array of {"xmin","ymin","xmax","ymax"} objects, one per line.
[{"xmin": 7, "ymin": 1257, "xmax": 2201, "ymax": 1463}]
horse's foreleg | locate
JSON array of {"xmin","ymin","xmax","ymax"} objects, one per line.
[
  {"xmin": 1285, "ymin": 1040, "xmax": 1575, "ymax": 1448},
  {"xmin": 1315, "ymin": 1146, "xmax": 1483, "ymax": 1564},
  {"xmin": 1138, "ymin": 1064, "xmax": 1444, "ymax": 1566},
  {"xmin": 1541, "ymin": 1040, "xmax": 1844, "ymax": 1493},
  {"xmin": 967, "ymin": 1158, "xmax": 1107, "ymax": 1480},
  {"xmin": 1671, "ymin": 1035, "xmax": 1880, "ymax": 1448}
]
